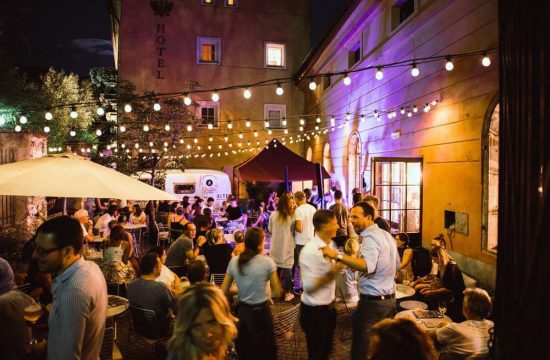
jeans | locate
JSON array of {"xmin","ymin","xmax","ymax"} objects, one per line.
[
  {"xmin": 277, "ymin": 267, "xmax": 293, "ymax": 293},
  {"xmin": 300, "ymin": 303, "xmax": 337, "ymax": 360},
  {"xmin": 351, "ymin": 297, "xmax": 396, "ymax": 360},
  {"xmin": 235, "ymin": 302, "xmax": 277, "ymax": 360},
  {"xmin": 292, "ymin": 244, "xmax": 304, "ymax": 290}
]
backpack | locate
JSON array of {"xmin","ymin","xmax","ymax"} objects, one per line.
[{"xmin": 411, "ymin": 247, "xmax": 432, "ymax": 278}]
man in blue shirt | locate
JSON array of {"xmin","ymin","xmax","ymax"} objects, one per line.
[{"xmin": 322, "ymin": 202, "xmax": 399, "ymax": 360}]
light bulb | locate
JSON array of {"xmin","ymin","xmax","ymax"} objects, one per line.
[
  {"xmin": 309, "ymin": 80, "xmax": 317, "ymax": 91},
  {"xmin": 276, "ymin": 84, "xmax": 284, "ymax": 96},
  {"xmin": 224, "ymin": 135, "xmax": 228, "ymax": 142},
  {"xmin": 227, "ymin": 121, "xmax": 233, "ymax": 129},
  {"xmin": 243, "ymin": 88, "xmax": 252, "ymax": 99},
  {"xmin": 346, "ymin": 113, "xmax": 351, "ymax": 121},
  {"xmin": 411, "ymin": 63, "xmax": 420, "ymax": 77},
  {"xmin": 209, "ymin": 136, "xmax": 213, "ymax": 142},
  {"xmin": 407, "ymin": 112, "xmax": 412, "ymax": 118},
  {"xmin": 97, "ymin": 106, "xmax": 105, "ymax": 116},
  {"xmin": 164, "ymin": 124, "xmax": 171, "ymax": 131},
  {"xmin": 424, "ymin": 104, "xmax": 431, "ymax": 112},
  {"xmin": 264, "ymin": 120, "xmax": 270, "ymax": 128},
  {"xmin": 413, "ymin": 105, "xmax": 418, "ymax": 113},
  {"xmin": 238, "ymin": 132, "xmax": 243, "ymax": 139},
  {"xmin": 254, "ymin": 131, "xmax": 258, "ymax": 137},
  {"xmin": 445, "ymin": 56, "xmax": 454, "ymax": 71},
  {"xmin": 124, "ymin": 104, "xmax": 132, "ymax": 113},
  {"xmin": 119, "ymin": 125, "xmax": 126, "ymax": 132},
  {"xmin": 70, "ymin": 129, "xmax": 76, "ymax": 137},
  {"xmin": 143, "ymin": 124, "xmax": 150, "ymax": 132},
  {"xmin": 15, "ymin": 125, "xmax": 22, "ymax": 132},
  {"xmin": 44, "ymin": 126, "xmax": 50, "ymax": 133},
  {"xmin": 482, "ymin": 54, "xmax": 491, "ymax": 67},
  {"xmin": 187, "ymin": 125, "xmax": 193, "ymax": 132},
  {"xmin": 375, "ymin": 67, "xmax": 384, "ymax": 80},
  {"xmin": 400, "ymin": 107, "xmax": 405, "ymax": 115},
  {"xmin": 211, "ymin": 92, "xmax": 220, "ymax": 102},
  {"xmin": 316, "ymin": 117, "xmax": 321, "ymax": 123},
  {"xmin": 284, "ymin": 129, "xmax": 288, "ymax": 134},
  {"xmin": 153, "ymin": 102, "xmax": 161, "ymax": 111},
  {"xmin": 194, "ymin": 138, "xmax": 198, "ymax": 144},
  {"xmin": 19, "ymin": 115, "xmax": 28, "ymax": 124},
  {"xmin": 70, "ymin": 108, "xmax": 78, "ymax": 119},
  {"xmin": 330, "ymin": 116, "xmax": 335, "ymax": 125},
  {"xmin": 432, "ymin": 100, "xmax": 438, "ymax": 106},
  {"xmin": 343, "ymin": 73, "xmax": 351, "ymax": 86},
  {"xmin": 299, "ymin": 118, "xmax": 305, "ymax": 126},
  {"xmin": 299, "ymin": 126, "xmax": 304, "ymax": 131},
  {"xmin": 282, "ymin": 119, "xmax": 287, "ymax": 126},
  {"xmin": 96, "ymin": 129, "xmax": 102, "ymax": 136},
  {"xmin": 268, "ymin": 130, "xmax": 272, "ymax": 135},
  {"xmin": 183, "ymin": 95, "xmax": 192, "ymax": 106},
  {"xmin": 360, "ymin": 114, "xmax": 366, "ymax": 122},
  {"xmin": 45, "ymin": 111, "xmax": 53, "ymax": 120},
  {"xmin": 245, "ymin": 119, "xmax": 251, "ymax": 127}
]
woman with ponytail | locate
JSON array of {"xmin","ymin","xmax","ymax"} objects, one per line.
[{"xmin": 221, "ymin": 227, "xmax": 281, "ymax": 360}]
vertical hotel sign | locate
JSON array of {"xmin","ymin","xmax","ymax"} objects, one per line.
[{"xmin": 150, "ymin": 0, "xmax": 173, "ymax": 80}]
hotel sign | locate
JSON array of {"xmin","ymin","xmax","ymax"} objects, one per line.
[{"xmin": 150, "ymin": 0, "xmax": 173, "ymax": 80}]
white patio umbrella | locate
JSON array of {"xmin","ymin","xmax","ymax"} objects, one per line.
[{"xmin": 0, "ymin": 153, "xmax": 179, "ymax": 201}]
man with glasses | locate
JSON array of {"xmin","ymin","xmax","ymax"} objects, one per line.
[{"xmin": 34, "ymin": 216, "xmax": 107, "ymax": 360}]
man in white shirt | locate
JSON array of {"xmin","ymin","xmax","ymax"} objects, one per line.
[
  {"xmin": 435, "ymin": 287, "xmax": 494, "ymax": 359},
  {"xmin": 322, "ymin": 201, "xmax": 400, "ymax": 360},
  {"xmin": 293, "ymin": 191, "xmax": 317, "ymax": 293},
  {"xmin": 299, "ymin": 209, "xmax": 343, "ymax": 360},
  {"xmin": 94, "ymin": 205, "xmax": 118, "ymax": 237}
]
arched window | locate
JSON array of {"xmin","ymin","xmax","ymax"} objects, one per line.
[
  {"xmin": 306, "ymin": 146, "xmax": 313, "ymax": 162},
  {"xmin": 482, "ymin": 102, "xmax": 499, "ymax": 253},
  {"xmin": 323, "ymin": 143, "xmax": 332, "ymax": 192},
  {"xmin": 348, "ymin": 132, "xmax": 361, "ymax": 199}
]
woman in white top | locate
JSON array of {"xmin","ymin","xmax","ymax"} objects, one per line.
[
  {"xmin": 268, "ymin": 193, "xmax": 296, "ymax": 301},
  {"xmin": 222, "ymin": 227, "xmax": 281, "ymax": 360},
  {"xmin": 129, "ymin": 204, "xmax": 147, "ymax": 224}
]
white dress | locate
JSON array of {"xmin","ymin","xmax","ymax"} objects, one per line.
[{"xmin": 268, "ymin": 211, "xmax": 295, "ymax": 269}]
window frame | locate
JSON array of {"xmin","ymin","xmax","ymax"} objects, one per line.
[
  {"xmin": 372, "ymin": 157, "xmax": 423, "ymax": 235},
  {"xmin": 195, "ymin": 100, "xmax": 220, "ymax": 128},
  {"xmin": 264, "ymin": 42, "xmax": 286, "ymax": 69},
  {"xmin": 196, "ymin": 36, "xmax": 222, "ymax": 65},
  {"xmin": 263, "ymin": 104, "xmax": 287, "ymax": 129},
  {"xmin": 390, "ymin": 0, "xmax": 416, "ymax": 33}
]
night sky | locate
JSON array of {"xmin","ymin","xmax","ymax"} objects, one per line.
[{"xmin": 6, "ymin": 0, "xmax": 114, "ymax": 77}]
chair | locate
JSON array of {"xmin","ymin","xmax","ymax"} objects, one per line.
[
  {"xmin": 210, "ymin": 273, "xmax": 226, "ymax": 287},
  {"xmin": 156, "ymin": 212, "xmax": 169, "ymax": 225},
  {"xmin": 272, "ymin": 303, "xmax": 300, "ymax": 360},
  {"xmin": 128, "ymin": 305, "xmax": 169, "ymax": 360},
  {"xmin": 335, "ymin": 287, "xmax": 355, "ymax": 341},
  {"xmin": 156, "ymin": 222, "xmax": 171, "ymax": 247},
  {"xmin": 99, "ymin": 319, "xmax": 114, "ymax": 360},
  {"xmin": 107, "ymin": 282, "xmax": 127, "ymax": 298}
]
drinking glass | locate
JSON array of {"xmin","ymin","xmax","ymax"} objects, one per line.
[
  {"xmin": 24, "ymin": 303, "xmax": 43, "ymax": 345},
  {"xmin": 438, "ymin": 301, "xmax": 447, "ymax": 315}
]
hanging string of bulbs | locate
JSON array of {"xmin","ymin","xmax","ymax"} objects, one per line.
[{"xmin": 1, "ymin": 47, "xmax": 496, "ymax": 132}]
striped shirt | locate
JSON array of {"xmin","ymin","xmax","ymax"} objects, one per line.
[{"xmin": 48, "ymin": 257, "xmax": 108, "ymax": 360}]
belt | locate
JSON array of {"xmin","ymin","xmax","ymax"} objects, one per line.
[
  {"xmin": 301, "ymin": 301, "xmax": 335, "ymax": 310},
  {"xmin": 359, "ymin": 293, "xmax": 395, "ymax": 301}
]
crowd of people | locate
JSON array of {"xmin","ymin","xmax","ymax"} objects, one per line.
[{"xmin": 0, "ymin": 188, "xmax": 494, "ymax": 360}]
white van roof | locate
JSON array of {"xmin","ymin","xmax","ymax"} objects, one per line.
[{"xmin": 165, "ymin": 169, "xmax": 228, "ymax": 176}]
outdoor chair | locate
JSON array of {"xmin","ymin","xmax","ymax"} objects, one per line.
[
  {"xmin": 99, "ymin": 319, "xmax": 114, "ymax": 360},
  {"xmin": 210, "ymin": 273, "xmax": 226, "ymax": 287},
  {"xmin": 156, "ymin": 222, "xmax": 171, "ymax": 247},
  {"xmin": 128, "ymin": 305, "xmax": 170, "ymax": 360},
  {"xmin": 335, "ymin": 287, "xmax": 355, "ymax": 341},
  {"xmin": 273, "ymin": 303, "xmax": 301, "ymax": 360}
]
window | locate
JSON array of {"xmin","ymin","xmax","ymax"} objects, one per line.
[
  {"xmin": 197, "ymin": 37, "xmax": 221, "ymax": 64},
  {"xmin": 0, "ymin": 148, "xmax": 15, "ymax": 228},
  {"xmin": 348, "ymin": 41, "xmax": 361, "ymax": 68},
  {"xmin": 225, "ymin": 0, "xmax": 237, "ymax": 7},
  {"xmin": 174, "ymin": 183, "xmax": 195, "ymax": 194},
  {"xmin": 196, "ymin": 100, "xmax": 220, "ymax": 128},
  {"xmin": 348, "ymin": 133, "xmax": 362, "ymax": 199},
  {"xmin": 391, "ymin": 0, "xmax": 415, "ymax": 31},
  {"xmin": 323, "ymin": 143, "xmax": 332, "ymax": 192},
  {"xmin": 265, "ymin": 42, "xmax": 286, "ymax": 68},
  {"xmin": 482, "ymin": 103, "xmax": 499, "ymax": 253},
  {"xmin": 201, "ymin": 0, "xmax": 215, "ymax": 5},
  {"xmin": 264, "ymin": 104, "xmax": 286, "ymax": 129},
  {"xmin": 373, "ymin": 158, "xmax": 423, "ymax": 234}
]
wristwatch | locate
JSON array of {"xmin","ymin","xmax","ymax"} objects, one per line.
[{"xmin": 336, "ymin": 254, "xmax": 344, "ymax": 262}]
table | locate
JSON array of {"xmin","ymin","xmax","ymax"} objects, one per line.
[
  {"xmin": 395, "ymin": 310, "xmax": 451, "ymax": 331},
  {"xmin": 396, "ymin": 284, "xmax": 416, "ymax": 299},
  {"xmin": 107, "ymin": 295, "xmax": 129, "ymax": 318}
]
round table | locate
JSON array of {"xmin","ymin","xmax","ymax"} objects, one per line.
[
  {"xmin": 107, "ymin": 295, "xmax": 129, "ymax": 318},
  {"xmin": 396, "ymin": 284, "xmax": 416, "ymax": 299},
  {"xmin": 395, "ymin": 309, "xmax": 451, "ymax": 331}
]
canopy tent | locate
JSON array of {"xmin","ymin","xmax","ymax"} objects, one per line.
[{"xmin": 234, "ymin": 138, "xmax": 330, "ymax": 182}]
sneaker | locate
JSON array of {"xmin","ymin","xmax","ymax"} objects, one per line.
[
  {"xmin": 284, "ymin": 292, "xmax": 295, "ymax": 302},
  {"xmin": 293, "ymin": 288, "xmax": 303, "ymax": 295}
]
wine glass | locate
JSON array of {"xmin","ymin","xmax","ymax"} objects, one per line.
[
  {"xmin": 24, "ymin": 303, "xmax": 43, "ymax": 345},
  {"xmin": 438, "ymin": 301, "xmax": 447, "ymax": 315}
]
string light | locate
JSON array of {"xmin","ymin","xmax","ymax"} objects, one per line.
[
  {"xmin": 299, "ymin": 118, "xmax": 305, "ymax": 126},
  {"xmin": 194, "ymin": 137, "xmax": 198, "ymax": 144},
  {"xmin": 424, "ymin": 103, "xmax": 431, "ymax": 112},
  {"xmin": 276, "ymin": 83, "xmax": 284, "ymax": 96},
  {"xmin": 207, "ymin": 123, "xmax": 213, "ymax": 130},
  {"xmin": 445, "ymin": 56, "xmax": 454, "ymax": 71},
  {"xmin": 143, "ymin": 124, "xmax": 150, "ymax": 132},
  {"xmin": 124, "ymin": 104, "xmax": 132, "ymax": 113},
  {"xmin": 211, "ymin": 91, "xmax": 220, "ymax": 102},
  {"xmin": 253, "ymin": 131, "xmax": 258, "ymax": 137},
  {"xmin": 69, "ymin": 129, "xmax": 76, "ymax": 137},
  {"xmin": 482, "ymin": 53, "xmax": 491, "ymax": 67},
  {"xmin": 245, "ymin": 119, "xmax": 251, "ymax": 127},
  {"xmin": 70, "ymin": 107, "xmax": 78, "ymax": 119},
  {"xmin": 400, "ymin": 107, "xmax": 405, "ymax": 115},
  {"xmin": 407, "ymin": 111, "xmax": 413, "ymax": 117},
  {"xmin": 375, "ymin": 66, "xmax": 384, "ymax": 80},
  {"xmin": 227, "ymin": 121, "xmax": 233, "ymax": 129},
  {"xmin": 360, "ymin": 114, "xmax": 365, "ymax": 122},
  {"xmin": 413, "ymin": 105, "xmax": 418, "ymax": 113},
  {"xmin": 343, "ymin": 72, "xmax": 351, "ymax": 86},
  {"xmin": 316, "ymin": 116, "xmax": 321, "ymax": 124},
  {"xmin": 153, "ymin": 102, "xmax": 161, "ymax": 111},
  {"xmin": 15, "ymin": 125, "xmax": 21, "ymax": 132},
  {"xmin": 268, "ymin": 130, "xmax": 272, "ymax": 135},
  {"xmin": 282, "ymin": 118, "xmax": 287, "ymax": 127},
  {"xmin": 264, "ymin": 120, "xmax": 270, "ymax": 128},
  {"xmin": 411, "ymin": 63, "xmax": 420, "ymax": 77},
  {"xmin": 209, "ymin": 136, "xmax": 213, "ymax": 142},
  {"xmin": 183, "ymin": 94, "xmax": 192, "ymax": 106},
  {"xmin": 187, "ymin": 124, "xmax": 193, "ymax": 132},
  {"xmin": 119, "ymin": 125, "xmax": 126, "ymax": 132},
  {"xmin": 330, "ymin": 115, "xmax": 335, "ymax": 126},
  {"xmin": 95, "ymin": 129, "xmax": 102, "ymax": 136},
  {"xmin": 431, "ymin": 99, "xmax": 439, "ymax": 106},
  {"xmin": 44, "ymin": 126, "xmax": 50, "ymax": 133},
  {"xmin": 309, "ymin": 80, "xmax": 317, "ymax": 90},
  {"xmin": 224, "ymin": 135, "xmax": 228, "ymax": 142},
  {"xmin": 238, "ymin": 132, "xmax": 243, "ymax": 139},
  {"xmin": 45, "ymin": 111, "xmax": 53, "ymax": 120},
  {"xmin": 164, "ymin": 124, "xmax": 171, "ymax": 131},
  {"xmin": 96, "ymin": 105, "xmax": 105, "ymax": 116},
  {"xmin": 243, "ymin": 88, "xmax": 252, "ymax": 99}
]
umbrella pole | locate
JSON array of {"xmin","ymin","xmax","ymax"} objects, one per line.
[
  {"xmin": 315, "ymin": 163, "xmax": 325, "ymax": 209},
  {"xmin": 62, "ymin": 197, "xmax": 67, "ymax": 215},
  {"xmin": 284, "ymin": 166, "xmax": 290, "ymax": 192}
]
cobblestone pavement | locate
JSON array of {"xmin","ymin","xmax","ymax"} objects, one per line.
[{"xmin": 113, "ymin": 296, "xmax": 355, "ymax": 360}]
